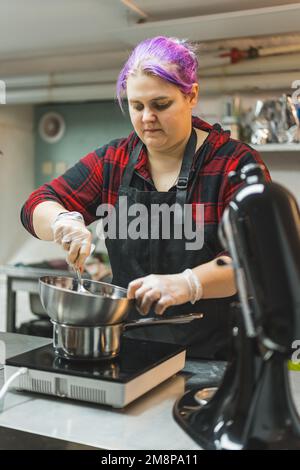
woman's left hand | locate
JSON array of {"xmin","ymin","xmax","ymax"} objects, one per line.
[{"xmin": 127, "ymin": 273, "xmax": 191, "ymax": 316}]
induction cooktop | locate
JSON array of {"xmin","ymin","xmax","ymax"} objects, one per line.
[{"xmin": 5, "ymin": 338, "xmax": 186, "ymax": 408}]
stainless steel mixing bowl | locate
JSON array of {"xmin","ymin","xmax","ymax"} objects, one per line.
[{"xmin": 39, "ymin": 276, "xmax": 134, "ymax": 326}]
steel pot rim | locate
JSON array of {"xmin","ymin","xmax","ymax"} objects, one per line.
[{"xmin": 39, "ymin": 275, "xmax": 128, "ymax": 299}]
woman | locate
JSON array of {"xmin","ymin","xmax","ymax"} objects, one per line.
[{"xmin": 21, "ymin": 36, "xmax": 270, "ymax": 359}]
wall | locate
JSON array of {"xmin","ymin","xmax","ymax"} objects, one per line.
[
  {"xmin": 258, "ymin": 152, "xmax": 300, "ymax": 205},
  {"xmin": 35, "ymin": 101, "xmax": 133, "ymax": 187},
  {"xmin": 0, "ymin": 105, "xmax": 34, "ymax": 331},
  {"xmin": 0, "ymin": 105, "xmax": 34, "ymax": 264}
]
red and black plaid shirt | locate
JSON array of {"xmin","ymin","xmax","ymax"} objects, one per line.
[{"xmin": 21, "ymin": 116, "xmax": 270, "ymax": 256}]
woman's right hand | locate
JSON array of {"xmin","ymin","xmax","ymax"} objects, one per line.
[{"xmin": 52, "ymin": 215, "xmax": 92, "ymax": 272}]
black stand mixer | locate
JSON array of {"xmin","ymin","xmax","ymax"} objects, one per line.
[{"xmin": 174, "ymin": 163, "xmax": 300, "ymax": 449}]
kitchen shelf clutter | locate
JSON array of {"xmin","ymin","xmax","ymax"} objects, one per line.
[{"xmin": 222, "ymin": 95, "xmax": 300, "ymax": 152}]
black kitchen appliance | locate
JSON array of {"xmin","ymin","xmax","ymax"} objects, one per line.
[{"xmin": 174, "ymin": 163, "xmax": 300, "ymax": 449}]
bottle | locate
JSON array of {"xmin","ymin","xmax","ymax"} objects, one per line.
[{"xmin": 221, "ymin": 96, "xmax": 240, "ymax": 140}]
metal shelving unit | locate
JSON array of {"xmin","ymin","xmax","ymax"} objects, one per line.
[{"xmin": 253, "ymin": 144, "xmax": 300, "ymax": 152}]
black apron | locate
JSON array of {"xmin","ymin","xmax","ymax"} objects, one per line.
[{"xmin": 104, "ymin": 129, "xmax": 234, "ymax": 359}]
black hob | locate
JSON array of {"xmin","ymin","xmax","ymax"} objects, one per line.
[{"xmin": 6, "ymin": 338, "xmax": 185, "ymax": 383}]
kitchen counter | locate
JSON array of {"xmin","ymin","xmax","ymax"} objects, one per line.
[
  {"xmin": 2, "ymin": 333, "xmax": 300, "ymax": 450},
  {"xmin": 0, "ymin": 332, "xmax": 226, "ymax": 450}
]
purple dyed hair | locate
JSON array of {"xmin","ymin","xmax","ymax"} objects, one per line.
[{"xmin": 116, "ymin": 36, "xmax": 199, "ymax": 111}]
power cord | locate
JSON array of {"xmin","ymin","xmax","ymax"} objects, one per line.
[{"xmin": 0, "ymin": 367, "xmax": 28, "ymax": 413}]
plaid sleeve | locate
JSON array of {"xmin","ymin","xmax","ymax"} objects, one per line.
[
  {"xmin": 20, "ymin": 150, "xmax": 104, "ymax": 238},
  {"xmin": 219, "ymin": 143, "xmax": 271, "ymax": 213},
  {"xmin": 216, "ymin": 143, "xmax": 271, "ymax": 257}
]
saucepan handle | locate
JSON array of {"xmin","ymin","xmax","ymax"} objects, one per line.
[{"xmin": 123, "ymin": 313, "xmax": 203, "ymax": 329}]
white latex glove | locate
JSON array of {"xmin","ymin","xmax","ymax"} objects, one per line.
[
  {"xmin": 127, "ymin": 273, "xmax": 192, "ymax": 316},
  {"xmin": 52, "ymin": 216, "xmax": 92, "ymax": 272}
]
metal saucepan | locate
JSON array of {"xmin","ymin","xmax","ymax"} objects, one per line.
[{"xmin": 52, "ymin": 313, "xmax": 203, "ymax": 360}]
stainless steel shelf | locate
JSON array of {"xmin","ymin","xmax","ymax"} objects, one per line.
[{"xmin": 253, "ymin": 144, "xmax": 300, "ymax": 152}]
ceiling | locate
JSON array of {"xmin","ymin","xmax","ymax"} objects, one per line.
[
  {"xmin": 1, "ymin": 1, "xmax": 300, "ymax": 102},
  {"xmin": 135, "ymin": 0, "xmax": 300, "ymax": 20},
  {"xmin": 0, "ymin": 0, "xmax": 299, "ymax": 60}
]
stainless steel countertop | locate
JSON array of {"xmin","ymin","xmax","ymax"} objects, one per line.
[{"xmin": 0, "ymin": 332, "xmax": 223, "ymax": 450}]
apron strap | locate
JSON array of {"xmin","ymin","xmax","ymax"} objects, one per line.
[
  {"xmin": 186, "ymin": 141, "xmax": 210, "ymax": 203},
  {"xmin": 121, "ymin": 138, "xmax": 144, "ymax": 188},
  {"xmin": 175, "ymin": 128, "xmax": 197, "ymax": 209},
  {"xmin": 121, "ymin": 127, "xmax": 197, "ymax": 207}
]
